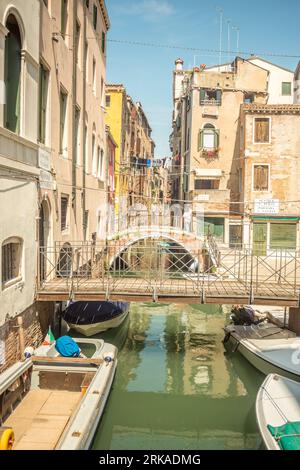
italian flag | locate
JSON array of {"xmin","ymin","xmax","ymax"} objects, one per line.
[{"xmin": 42, "ymin": 326, "xmax": 55, "ymax": 346}]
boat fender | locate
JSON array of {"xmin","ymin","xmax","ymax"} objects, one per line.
[
  {"xmin": 24, "ymin": 346, "xmax": 34, "ymax": 359},
  {"xmin": 0, "ymin": 428, "xmax": 14, "ymax": 450},
  {"xmin": 103, "ymin": 352, "xmax": 114, "ymax": 366}
]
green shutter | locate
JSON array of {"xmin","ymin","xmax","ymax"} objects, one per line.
[
  {"xmin": 270, "ymin": 223, "xmax": 297, "ymax": 249},
  {"xmin": 282, "ymin": 82, "xmax": 291, "ymax": 96},
  {"xmin": 198, "ymin": 129, "xmax": 203, "ymax": 150},
  {"xmin": 216, "ymin": 90, "xmax": 222, "ymax": 104},
  {"xmin": 214, "ymin": 130, "xmax": 219, "ymax": 148},
  {"xmin": 200, "ymin": 89, "xmax": 206, "ymax": 104}
]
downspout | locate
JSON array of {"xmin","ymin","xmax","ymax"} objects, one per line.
[
  {"xmin": 72, "ymin": 0, "xmax": 77, "ymax": 217},
  {"xmin": 82, "ymin": 1, "xmax": 87, "ymax": 239}
]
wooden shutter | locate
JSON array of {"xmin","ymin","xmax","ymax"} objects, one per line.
[
  {"xmin": 254, "ymin": 165, "xmax": 269, "ymax": 190},
  {"xmin": 214, "ymin": 130, "xmax": 219, "ymax": 148},
  {"xmin": 282, "ymin": 82, "xmax": 291, "ymax": 96},
  {"xmin": 255, "ymin": 118, "xmax": 269, "ymax": 143},
  {"xmin": 61, "ymin": 196, "xmax": 68, "ymax": 230},
  {"xmin": 200, "ymin": 89, "xmax": 206, "ymax": 104},
  {"xmin": 216, "ymin": 90, "xmax": 222, "ymax": 104},
  {"xmin": 39, "ymin": 66, "xmax": 47, "ymax": 144},
  {"xmin": 270, "ymin": 224, "xmax": 296, "ymax": 250},
  {"xmin": 198, "ymin": 129, "xmax": 203, "ymax": 150}
]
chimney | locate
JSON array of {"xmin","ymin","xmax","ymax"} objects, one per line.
[{"xmin": 175, "ymin": 58, "xmax": 184, "ymax": 71}]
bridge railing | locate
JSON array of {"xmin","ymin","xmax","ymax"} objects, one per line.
[{"xmin": 37, "ymin": 240, "xmax": 300, "ymax": 301}]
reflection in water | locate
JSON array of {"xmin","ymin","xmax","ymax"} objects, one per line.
[{"xmin": 92, "ymin": 303, "xmax": 264, "ymax": 450}]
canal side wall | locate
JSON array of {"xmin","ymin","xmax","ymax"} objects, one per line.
[{"xmin": 0, "ymin": 301, "xmax": 54, "ymax": 373}]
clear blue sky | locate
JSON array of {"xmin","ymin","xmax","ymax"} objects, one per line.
[{"xmin": 105, "ymin": 0, "xmax": 300, "ymax": 157}]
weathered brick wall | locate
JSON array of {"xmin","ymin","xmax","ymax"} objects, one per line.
[{"xmin": 0, "ymin": 302, "xmax": 54, "ymax": 373}]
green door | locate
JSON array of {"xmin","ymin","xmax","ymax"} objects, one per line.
[{"xmin": 253, "ymin": 223, "xmax": 267, "ymax": 255}]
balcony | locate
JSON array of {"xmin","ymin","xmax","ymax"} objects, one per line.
[{"xmin": 200, "ymin": 99, "xmax": 221, "ymax": 106}]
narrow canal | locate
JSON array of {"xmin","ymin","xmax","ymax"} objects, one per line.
[{"xmin": 91, "ymin": 302, "xmax": 264, "ymax": 450}]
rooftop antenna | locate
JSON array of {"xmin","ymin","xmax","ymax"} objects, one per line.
[
  {"xmin": 226, "ymin": 18, "xmax": 231, "ymax": 64},
  {"xmin": 216, "ymin": 7, "xmax": 224, "ymax": 70},
  {"xmin": 232, "ymin": 25, "xmax": 240, "ymax": 56}
]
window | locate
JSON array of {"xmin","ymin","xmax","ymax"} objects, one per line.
[
  {"xmin": 2, "ymin": 238, "xmax": 22, "ymax": 286},
  {"xmin": 92, "ymin": 58, "xmax": 96, "ymax": 94},
  {"xmin": 282, "ymin": 82, "xmax": 292, "ymax": 96},
  {"xmin": 254, "ymin": 117, "xmax": 270, "ymax": 143},
  {"xmin": 101, "ymin": 77, "xmax": 104, "ymax": 106},
  {"xmin": 84, "ymin": 125, "xmax": 88, "ymax": 173},
  {"xmin": 244, "ymin": 93, "xmax": 254, "ymax": 104},
  {"xmin": 200, "ymin": 88, "xmax": 222, "ymax": 105},
  {"xmin": 61, "ymin": 0, "xmax": 68, "ymax": 39},
  {"xmin": 61, "ymin": 195, "xmax": 69, "ymax": 231},
  {"xmin": 204, "ymin": 218, "xmax": 224, "ymax": 241},
  {"xmin": 83, "ymin": 210, "xmax": 89, "ymax": 238},
  {"xmin": 92, "ymin": 134, "xmax": 96, "ymax": 175},
  {"xmin": 93, "ymin": 4, "xmax": 97, "ymax": 30},
  {"xmin": 253, "ymin": 164, "xmax": 269, "ymax": 191},
  {"xmin": 195, "ymin": 179, "xmax": 220, "ymax": 190},
  {"xmin": 85, "ymin": 0, "xmax": 89, "ymax": 8},
  {"xmin": 39, "ymin": 63, "xmax": 49, "ymax": 144},
  {"xmin": 75, "ymin": 21, "xmax": 81, "ymax": 66},
  {"xmin": 102, "ymin": 31, "xmax": 106, "ymax": 54},
  {"xmin": 4, "ymin": 15, "xmax": 22, "ymax": 134},
  {"xmin": 270, "ymin": 223, "xmax": 296, "ymax": 250},
  {"xmin": 75, "ymin": 106, "xmax": 80, "ymax": 165},
  {"xmin": 59, "ymin": 88, "xmax": 67, "ymax": 154},
  {"xmin": 198, "ymin": 124, "xmax": 219, "ymax": 150},
  {"xmin": 106, "ymin": 95, "xmax": 111, "ymax": 107},
  {"xmin": 97, "ymin": 147, "xmax": 104, "ymax": 179}
]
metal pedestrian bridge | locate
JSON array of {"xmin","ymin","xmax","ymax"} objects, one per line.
[{"xmin": 36, "ymin": 232, "xmax": 300, "ymax": 307}]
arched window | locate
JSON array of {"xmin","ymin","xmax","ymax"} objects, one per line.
[
  {"xmin": 4, "ymin": 14, "xmax": 22, "ymax": 133},
  {"xmin": 198, "ymin": 124, "xmax": 219, "ymax": 151},
  {"xmin": 2, "ymin": 237, "xmax": 23, "ymax": 286}
]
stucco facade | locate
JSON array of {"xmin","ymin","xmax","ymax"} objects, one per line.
[
  {"xmin": 0, "ymin": 0, "xmax": 40, "ymax": 327},
  {"xmin": 170, "ymin": 57, "xmax": 269, "ymax": 244},
  {"xmin": 38, "ymin": 0, "xmax": 110, "ymax": 263},
  {"xmin": 240, "ymin": 104, "xmax": 300, "ymax": 251}
]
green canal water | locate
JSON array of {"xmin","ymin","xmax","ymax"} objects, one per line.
[{"xmin": 90, "ymin": 302, "xmax": 264, "ymax": 450}]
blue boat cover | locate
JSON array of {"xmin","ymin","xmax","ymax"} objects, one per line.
[{"xmin": 55, "ymin": 336, "xmax": 81, "ymax": 357}]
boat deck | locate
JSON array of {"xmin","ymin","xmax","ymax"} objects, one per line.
[
  {"xmin": 4, "ymin": 389, "xmax": 81, "ymax": 450},
  {"xmin": 224, "ymin": 324, "xmax": 296, "ymax": 343}
]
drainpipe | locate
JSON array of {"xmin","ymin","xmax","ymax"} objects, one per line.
[
  {"xmin": 72, "ymin": 0, "xmax": 77, "ymax": 216},
  {"xmin": 82, "ymin": 1, "xmax": 87, "ymax": 239}
]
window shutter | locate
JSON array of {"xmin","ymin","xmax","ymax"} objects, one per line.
[
  {"xmin": 254, "ymin": 165, "xmax": 269, "ymax": 190},
  {"xmin": 255, "ymin": 118, "xmax": 269, "ymax": 143},
  {"xmin": 214, "ymin": 130, "xmax": 219, "ymax": 148},
  {"xmin": 198, "ymin": 129, "xmax": 203, "ymax": 150},
  {"xmin": 200, "ymin": 89, "xmax": 206, "ymax": 104},
  {"xmin": 270, "ymin": 224, "xmax": 296, "ymax": 249},
  {"xmin": 216, "ymin": 90, "xmax": 222, "ymax": 104}
]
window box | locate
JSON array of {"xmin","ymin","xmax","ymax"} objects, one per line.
[{"xmin": 201, "ymin": 148, "xmax": 219, "ymax": 158}]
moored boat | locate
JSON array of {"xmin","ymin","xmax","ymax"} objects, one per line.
[
  {"xmin": 224, "ymin": 324, "xmax": 300, "ymax": 381},
  {"xmin": 62, "ymin": 301, "xmax": 130, "ymax": 337},
  {"xmin": 256, "ymin": 373, "xmax": 300, "ymax": 450},
  {"xmin": 0, "ymin": 342, "xmax": 117, "ymax": 450}
]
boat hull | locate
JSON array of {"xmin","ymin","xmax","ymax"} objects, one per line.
[
  {"xmin": 225, "ymin": 334, "xmax": 300, "ymax": 382},
  {"xmin": 256, "ymin": 374, "xmax": 300, "ymax": 450},
  {"xmin": 67, "ymin": 310, "xmax": 129, "ymax": 337}
]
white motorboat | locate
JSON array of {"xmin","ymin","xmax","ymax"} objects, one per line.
[
  {"xmin": 63, "ymin": 301, "xmax": 130, "ymax": 337},
  {"xmin": 227, "ymin": 335, "xmax": 300, "ymax": 381},
  {"xmin": 256, "ymin": 374, "xmax": 300, "ymax": 450},
  {"xmin": 0, "ymin": 342, "xmax": 117, "ymax": 450}
]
